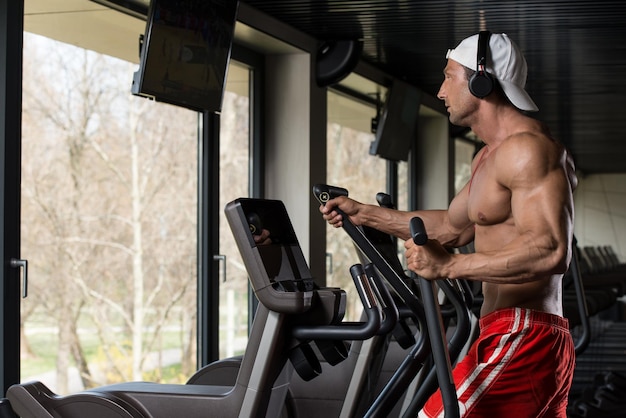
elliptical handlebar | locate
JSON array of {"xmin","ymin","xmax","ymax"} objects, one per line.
[
  {"xmin": 313, "ymin": 184, "xmax": 426, "ymax": 321},
  {"xmin": 314, "ymin": 183, "xmax": 429, "ymax": 417},
  {"xmin": 410, "ymin": 217, "xmax": 460, "ymax": 418},
  {"xmin": 364, "ymin": 263, "xmax": 400, "ymax": 335},
  {"xmin": 291, "ymin": 263, "xmax": 382, "ymax": 341},
  {"xmin": 314, "ymin": 184, "xmax": 474, "ymax": 417},
  {"xmin": 570, "ymin": 236, "xmax": 591, "ymax": 355}
]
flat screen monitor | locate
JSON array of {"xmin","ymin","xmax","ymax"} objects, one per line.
[
  {"xmin": 369, "ymin": 79, "xmax": 422, "ymax": 162},
  {"xmin": 131, "ymin": 0, "xmax": 239, "ymax": 112}
]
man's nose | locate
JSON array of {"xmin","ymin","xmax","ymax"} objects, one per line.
[{"xmin": 437, "ymin": 85, "xmax": 445, "ymax": 100}]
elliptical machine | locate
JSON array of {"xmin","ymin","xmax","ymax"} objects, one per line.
[{"xmin": 5, "ymin": 198, "xmax": 388, "ymax": 418}]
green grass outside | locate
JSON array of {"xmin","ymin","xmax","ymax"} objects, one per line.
[{"xmin": 21, "ymin": 330, "xmax": 185, "ymax": 380}]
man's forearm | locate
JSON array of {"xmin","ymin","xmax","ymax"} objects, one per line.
[{"xmin": 359, "ymin": 206, "xmax": 456, "ymax": 243}]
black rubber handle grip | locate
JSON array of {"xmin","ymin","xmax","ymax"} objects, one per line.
[
  {"xmin": 410, "ymin": 217, "xmax": 428, "ymax": 245},
  {"xmin": 313, "ymin": 184, "xmax": 348, "ymax": 204},
  {"xmin": 375, "ymin": 192, "xmax": 395, "ymax": 209}
]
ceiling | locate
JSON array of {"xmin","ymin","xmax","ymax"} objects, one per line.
[
  {"xmin": 241, "ymin": 0, "xmax": 626, "ymax": 175},
  {"xmin": 24, "ymin": 0, "xmax": 626, "ymax": 174}
]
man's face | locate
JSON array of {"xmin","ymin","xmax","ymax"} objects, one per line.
[{"xmin": 437, "ymin": 59, "xmax": 477, "ymax": 126}]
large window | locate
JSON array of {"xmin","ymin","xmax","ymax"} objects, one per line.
[
  {"xmin": 20, "ymin": 31, "xmax": 253, "ymax": 393},
  {"xmin": 21, "ymin": 32, "xmax": 199, "ymax": 393}
]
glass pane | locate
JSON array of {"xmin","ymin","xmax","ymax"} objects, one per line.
[
  {"xmin": 327, "ymin": 91, "xmax": 386, "ymax": 321},
  {"xmin": 396, "ymin": 160, "xmax": 409, "ymax": 269},
  {"xmin": 21, "ymin": 33, "xmax": 198, "ymax": 393},
  {"xmin": 455, "ymin": 139, "xmax": 476, "ymax": 194},
  {"xmin": 218, "ymin": 63, "xmax": 251, "ymax": 359}
]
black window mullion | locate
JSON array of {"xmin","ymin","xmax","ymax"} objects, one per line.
[{"xmin": 0, "ymin": 0, "xmax": 24, "ymax": 394}]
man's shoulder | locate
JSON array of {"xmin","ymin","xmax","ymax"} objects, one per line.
[
  {"xmin": 494, "ymin": 128, "xmax": 565, "ymax": 187},
  {"xmin": 499, "ymin": 125, "xmax": 561, "ymax": 160}
]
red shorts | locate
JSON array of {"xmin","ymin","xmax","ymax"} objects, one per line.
[{"xmin": 419, "ymin": 307, "xmax": 575, "ymax": 418}]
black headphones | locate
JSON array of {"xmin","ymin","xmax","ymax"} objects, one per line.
[{"xmin": 468, "ymin": 31, "xmax": 495, "ymax": 98}]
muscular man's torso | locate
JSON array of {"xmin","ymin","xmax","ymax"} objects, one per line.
[{"xmin": 465, "ymin": 143, "xmax": 565, "ymax": 318}]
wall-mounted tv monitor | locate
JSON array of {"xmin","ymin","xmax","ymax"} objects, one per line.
[
  {"xmin": 369, "ymin": 79, "xmax": 422, "ymax": 162},
  {"xmin": 131, "ymin": 0, "xmax": 239, "ymax": 112}
]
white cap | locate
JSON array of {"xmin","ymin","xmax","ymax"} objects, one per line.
[{"xmin": 446, "ymin": 33, "xmax": 539, "ymax": 112}]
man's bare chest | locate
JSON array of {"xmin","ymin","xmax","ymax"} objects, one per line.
[{"xmin": 467, "ymin": 166, "xmax": 511, "ymax": 225}]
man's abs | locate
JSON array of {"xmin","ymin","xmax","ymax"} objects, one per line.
[{"xmin": 480, "ymin": 277, "xmax": 564, "ymax": 317}]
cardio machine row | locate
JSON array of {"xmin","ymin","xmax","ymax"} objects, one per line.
[{"xmin": 2, "ymin": 185, "xmax": 475, "ymax": 418}]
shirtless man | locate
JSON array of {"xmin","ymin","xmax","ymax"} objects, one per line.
[{"xmin": 320, "ymin": 32, "xmax": 577, "ymax": 417}]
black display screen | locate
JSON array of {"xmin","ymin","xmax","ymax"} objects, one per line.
[
  {"xmin": 369, "ymin": 79, "xmax": 421, "ymax": 162},
  {"xmin": 131, "ymin": 0, "xmax": 239, "ymax": 112}
]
